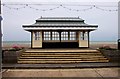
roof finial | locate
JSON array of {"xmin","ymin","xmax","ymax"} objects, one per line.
[
  {"xmin": 41, "ymin": 16, "xmax": 42, "ymax": 18},
  {"xmin": 78, "ymin": 16, "xmax": 79, "ymax": 18}
]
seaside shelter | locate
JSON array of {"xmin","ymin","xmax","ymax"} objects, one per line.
[{"xmin": 22, "ymin": 17, "xmax": 98, "ymax": 48}]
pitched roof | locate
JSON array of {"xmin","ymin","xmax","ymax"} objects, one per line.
[{"xmin": 23, "ymin": 17, "xmax": 98, "ymax": 31}]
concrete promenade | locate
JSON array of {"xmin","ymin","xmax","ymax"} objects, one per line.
[{"xmin": 2, "ymin": 68, "xmax": 120, "ymax": 78}]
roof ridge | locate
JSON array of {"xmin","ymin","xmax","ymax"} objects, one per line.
[
  {"xmin": 39, "ymin": 16, "xmax": 81, "ymax": 19},
  {"xmin": 36, "ymin": 17, "xmax": 84, "ymax": 21}
]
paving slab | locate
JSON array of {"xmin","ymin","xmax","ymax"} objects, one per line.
[{"xmin": 94, "ymin": 68, "xmax": 119, "ymax": 77}]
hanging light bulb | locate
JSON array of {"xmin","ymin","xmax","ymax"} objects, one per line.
[
  {"xmin": 60, "ymin": 5, "xmax": 62, "ymax": 6},
  {"xmin": 36, "ymin": 9, "xmax": 39, "ymax": 10},
  {"xmin": 29, "ymin": 6, "xmax": 32, "ymax": 8},
  {"xmin": 57, "ymin": 6, "xmax": 59, "ymax": 8},
  {"xmin": 49, "ymin": 9, "xmax": 53, "ymax": 10},
  {"xmin": 16, "ymin": 8, "xmax": 18, "ymax": 10},
  {"xmin": 2, "ymin": 3, "xmax": 118, "ymax": 12},
  {"xmin": 90, "ymin": 7, "xmax": 93, "ymax": 9},
  {"xmin": 42, "ymin": 10, "xmax": 46, "ymax": 11},
  {"xmin": 26, "ymin": 4, "xmax": 28, "ymax": 6}
]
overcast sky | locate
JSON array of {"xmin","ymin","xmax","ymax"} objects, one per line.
[
  {"xmin": 1, "ymin": 0, "xmax": 119, "ymax": 41},
  {"xmin": 2, "ymin": 0, "xmax": 119, "ymax": 2}
]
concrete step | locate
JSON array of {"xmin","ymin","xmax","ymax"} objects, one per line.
[
  {"xmin": 22, "ymin": 53, "xmax": 102, "ymax": 55},
  {"xmin": 18, "ymin": 58, "xmax": 108, "ymax": 61},
  {"xmin": 19, "ymin": 59, "xmax": 83, "ymax": 61},
  {"xmin": 25, "ymin": 49, "xmax": 99, "ymax": 53},
  {"xmin": 18, "ymin": 60, "xmax": 109, "ymax": 64},
  {"xmin": 18, "ymin": 49, "xmax": 109, "ymax": 64},
  {"xmin": 21, "ymin": 54, "xmax": 104, "ymax": 57},
  {"xmin": 19, "ymin": 56, "xmax": 106, "ymax": 59}
]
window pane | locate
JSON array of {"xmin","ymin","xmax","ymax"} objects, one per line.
[
  {"xmin": 43, "ymin": 31, "xmax": 51, "ymax": 41},
  {"xmin": 34, "ymin": 32, "xmax": 41, "ymax": 40},
  {"xmin": 51, "ymin": 32, "xmax": 59, "ymax": 41}
]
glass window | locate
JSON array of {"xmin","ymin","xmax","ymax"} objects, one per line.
[
  {"xmin": 80, "ymin": 32, "xmax": 84, "ymax": 40},
  {"xmin": 80, "ymin": 31, "xmax": 88, "ymax": 40},
  {"xmin": 61, "ymin": 32, "xmax": 68, "ymax": 40},
  {"xmin": 70, "ymin": 32, "xmax": 76, "ymax": 40},
  {"xmin": 84, "ymin": 32, "xmax": 88, "ymax": 40},
  {"xmin": 52, "ymin": 32, "xmax": 59, "ymax": 40},
  {"xmin": 44, "ymin": 32, "xmax": 51, "ymax": 40},
  {"xmin": 34, "ymin": 32, "xmax": 40, "ymax": 40}
]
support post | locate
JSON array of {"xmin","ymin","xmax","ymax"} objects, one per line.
[
  {"xmin": 78, "ymin": 31, "xmax": 80, "ymax": 47},
  {"xmin": 88, "ymin": 31, "xmax": 90, "ymax": 48},
  {"xmin": 83, "ymin": 31, "xmax": 85, "ymax": 40},
  {"xmin": 59, "ymin": 31, "xmax": 61, "ymax": 42},
  {"xmin": 31, "ymin": 31, "xmax": 33, "ymax": 48},
  {"xmin": 68, "ymin": 31, "xmax": 70, "ymax": 40},
  {"xmin": 40, "ymin": 31, "xmax": 42, "ymax": 48},
  {"xmin": 76, "ymin": 31, "xmax": 78, "ymax": 41},
  {"xmin": 50, "ymin": 31, "xmax": 52, "ymax": 40},
  {"xmin": 42, "ymin": 31, "xmax": 44, "ymax": 41}
]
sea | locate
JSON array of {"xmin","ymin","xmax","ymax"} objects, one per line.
[{"xmin": 2, "ymin": 41, "xmax": 118, "ymax": 45}]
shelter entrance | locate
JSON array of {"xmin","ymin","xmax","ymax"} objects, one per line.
[{"xmin": 42, "ymin": 31, "xmax": 78, "ymax": 48}]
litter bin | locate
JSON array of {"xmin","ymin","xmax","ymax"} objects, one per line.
[{"xmin": 118, "ymin": 39, "xmax": 120, "ymax": 50}]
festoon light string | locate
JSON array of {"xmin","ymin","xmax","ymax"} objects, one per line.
[{"xmin": 1, "ymin": 3, "xmax": 118, "ymax": 12}]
